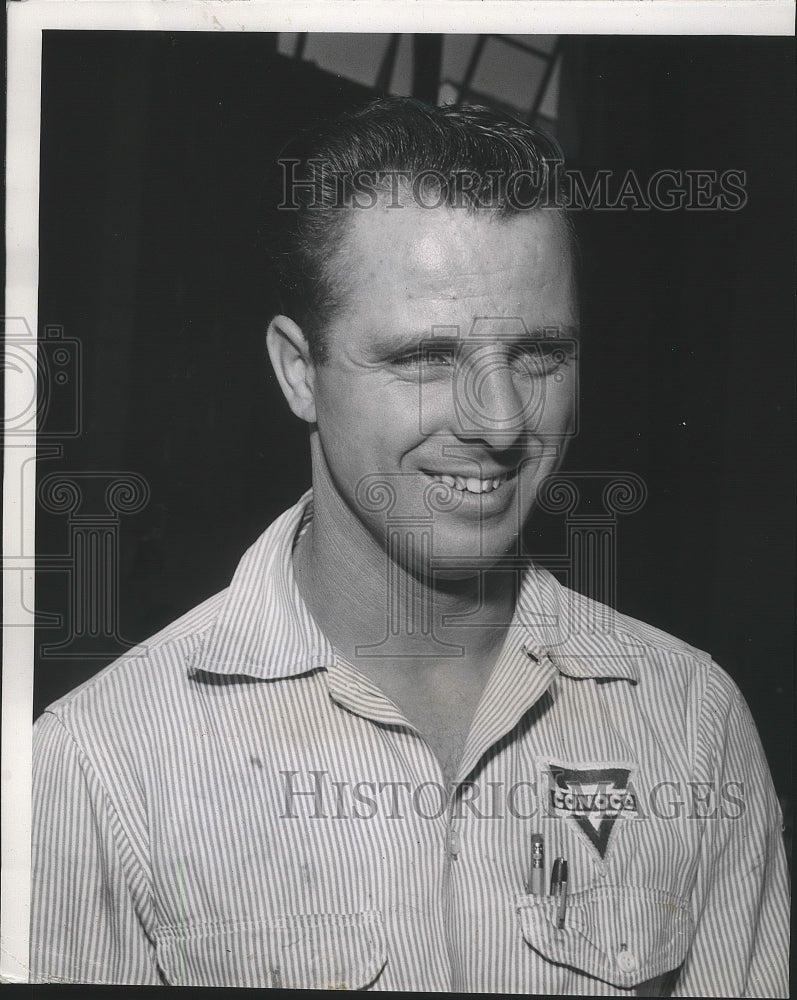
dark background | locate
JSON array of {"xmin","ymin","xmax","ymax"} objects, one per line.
[{"xmin": 35, "ymin": 33, "xmax": 793, "ymax": 820}]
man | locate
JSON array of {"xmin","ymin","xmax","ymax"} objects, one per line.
[{"xmin": 30, "ymin": 99, "xmax": 788, "ymax": 993}]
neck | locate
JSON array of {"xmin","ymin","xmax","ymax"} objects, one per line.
[{"xmin": 293, "ymin": 442, "xmax": 518, "ymax": 668}]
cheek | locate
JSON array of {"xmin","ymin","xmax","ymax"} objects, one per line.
[
  {"xmin": 536, "ymin": 372, "xmax": 577, "ymax": 430},
  {"xmin": 315, "ymin": 383, "xmax": 402, "ymax": 464},
  {"xmin": 314, "ymin": 375, "xmax": 366, "ymax": 439}
]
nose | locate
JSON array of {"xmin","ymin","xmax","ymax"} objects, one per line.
[{"xmin": 452, "ymin": 347, "xmax": 538, "ymax": 449}]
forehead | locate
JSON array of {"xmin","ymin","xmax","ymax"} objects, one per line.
[{"xmin": 332, "ymin": 202, "xmax": 576, "ymax": 332}]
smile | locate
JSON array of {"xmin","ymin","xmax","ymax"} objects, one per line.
[{"xmin": 425, "ymin": 470, "xmax": 514, "ymax": 494}]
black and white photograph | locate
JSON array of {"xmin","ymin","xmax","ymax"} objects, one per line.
[{"xmin": 3, "ymin": 2, "xmax": 793, "ymax": 992}]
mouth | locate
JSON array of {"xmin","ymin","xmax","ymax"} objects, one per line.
[{"xmin": 423, "ymin": 468, "xmax": 517, "ymax": 495}]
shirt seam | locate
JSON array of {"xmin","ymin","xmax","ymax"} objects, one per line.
[{"xmin": 42, "ymin": 709, "xmax": 158, "ymax": 943}]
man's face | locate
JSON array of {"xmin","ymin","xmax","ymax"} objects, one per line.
[{"xmin": 309, "ymin": 200, "xmax": 579, "ymax": 576}]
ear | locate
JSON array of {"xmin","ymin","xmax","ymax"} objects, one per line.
[{"xmin": 266, "ymin": 315, "xmax": 317, "ymax": 423}]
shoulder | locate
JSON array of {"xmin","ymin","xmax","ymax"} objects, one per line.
[
  {"xmin": 547, "ymin": 575, "xmax": 745, "ymax": 715},
  {"xmin": 614, "ymin": 602, "xmax": 742, "ymax": 698},
  {"xmin": 547, "ymin": 582, "xmax": 770, "ymax": 780},
  {"xmin": 35, "ymin": 588, "xmax": 227, "ymax": 745},
  {"xmin": 596, "ymin": 595, "xmax": 759, "ymax": 757},
  {"xmin": 34, "ymin": 492, "xmax": 312, "ymax": 753}
]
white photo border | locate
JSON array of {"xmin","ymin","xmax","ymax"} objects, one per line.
[{"xmin": 3, "ymin": 0, "xmax": 794, "ymax": 984}]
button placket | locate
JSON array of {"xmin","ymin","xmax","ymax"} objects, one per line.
[{"xmin": 447, "ymin": 824, "xmax": 461, "ymax": 859}]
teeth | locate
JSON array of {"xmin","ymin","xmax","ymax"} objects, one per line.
[{"xmin": 430, "ymin": 473, "xmax": 508, "ymax": 494}]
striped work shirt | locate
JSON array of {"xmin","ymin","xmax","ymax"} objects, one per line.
[{"xmin": 31, "ymin": 492, "xmax": 789, "ymax": 993}]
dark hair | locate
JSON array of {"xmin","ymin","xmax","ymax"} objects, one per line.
[{"xmin": 271, "ymin": 97, "xmax": 572, "ymax": 363}]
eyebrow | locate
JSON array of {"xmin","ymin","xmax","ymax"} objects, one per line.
[{"xmin": 368, "ymin": 324, "xmax": 581, "ymax": 359}]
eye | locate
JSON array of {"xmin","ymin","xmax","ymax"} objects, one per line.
[
  {"xmin": 510, "ymin": 341, "xmax": 575, "ymax": 377},
  {"xmin": 424, "ymin": 345, "xmax": 458, "ymax": 368},
  {"xmin": 393, "ymin": 344, "xmax": 458, "ymax": 372},
  {"xmin": 393, "ymin": 351, "xmax": 423, "ymax": 368}
]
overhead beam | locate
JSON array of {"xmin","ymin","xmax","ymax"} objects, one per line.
[{"xmin": 412, "ymin": 34, "xmax": 443, "ymax": 105}]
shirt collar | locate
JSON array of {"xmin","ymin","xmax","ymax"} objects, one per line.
[
  {"xmin": 515, "ymin": 564, "xmax": 641, "ymax": 683},
  {"xmin": 189, "ymin": 490, "xmax": 337, "ymax": 679},
  {"xmin": 191, "ymin": 490, "xmax": 641, "ymax": 684}
]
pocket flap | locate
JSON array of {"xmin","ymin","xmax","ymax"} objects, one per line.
[
  {"xmin": 516, "ymin": 886, "xmax": 693, "ymax": 989},
  {"xmin": 155, "ymin": 910, "xmax": 387, "ymax": 988}
]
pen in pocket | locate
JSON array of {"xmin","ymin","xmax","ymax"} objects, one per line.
[
  {"xmin": 551, "ymin": 857, "xmax": 568, "ymax": 929},
  {"xmin": 527, "ymin": 834, "xmax": 545, "ymax": 895}
]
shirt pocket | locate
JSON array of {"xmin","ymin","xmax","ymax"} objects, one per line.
[
  {"xmin": 154, "ymin": 909, "xmax": 387, "ymax": 988},
  {"xmin": 516, "ymin": 886, "xmax": 693, "ymax": 992}
]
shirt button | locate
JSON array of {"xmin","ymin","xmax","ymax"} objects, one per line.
[{"xmin": 617, "ymin": 950, "xmax": 638, "ymax": 973}]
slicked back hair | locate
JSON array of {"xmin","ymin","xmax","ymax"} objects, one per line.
[{"xmin": 271, "ymin": 97, "xmax": 573, "ymax": 364}]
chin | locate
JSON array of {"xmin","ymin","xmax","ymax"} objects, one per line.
[
  {"xmin": 431, "ymin": 564, "xmax": 485, "ymax": 584},
  {"xmin": 434, "ymin": 529, "xmax": 524, "ymax": 579}
]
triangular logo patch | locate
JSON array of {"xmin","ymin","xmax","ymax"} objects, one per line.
[{"xmin": 546, "ymin": 764, "xmax": 638, "ymax": 859}]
